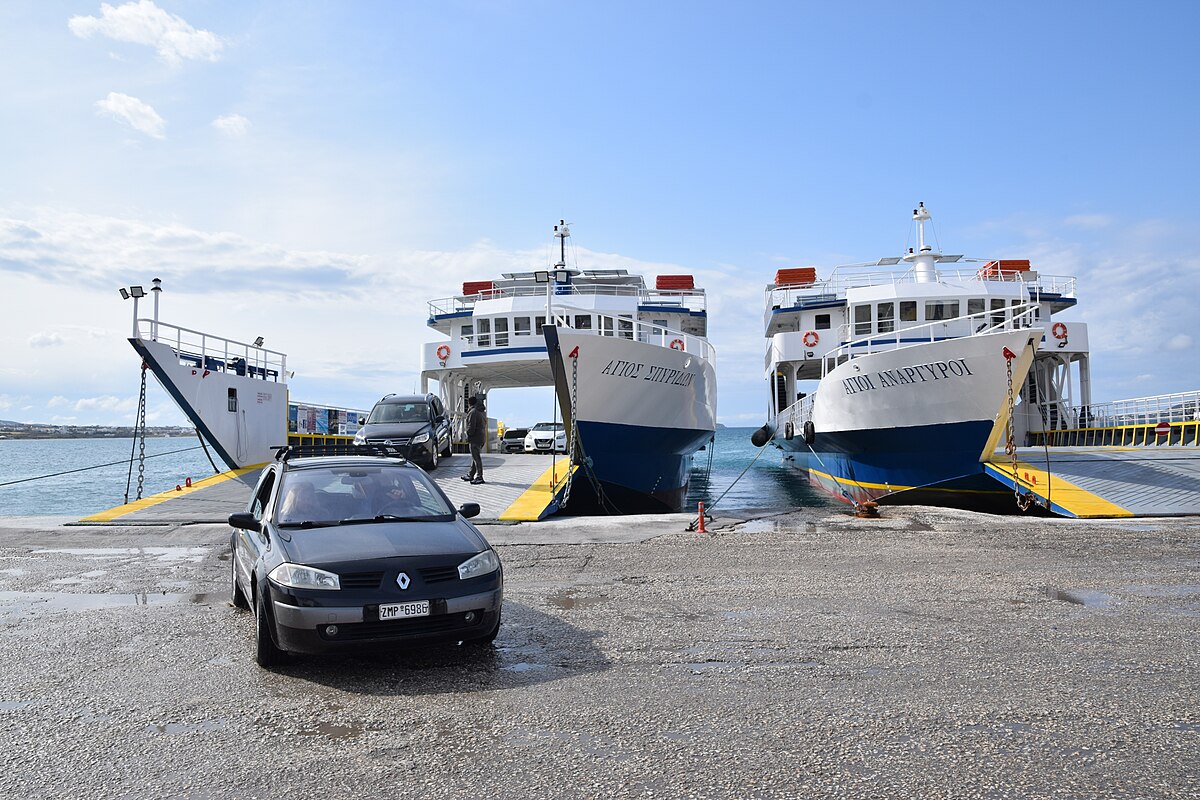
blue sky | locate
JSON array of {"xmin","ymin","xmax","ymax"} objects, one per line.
[{"xmin": 1, "ymin": 0, "xmax": 1197, "ymax": 429}]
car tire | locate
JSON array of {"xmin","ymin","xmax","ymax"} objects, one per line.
[
  {"xmin": 466, "ymin": 609, "xmax": 501, "ymax": 646},
  {"xmin": 440, "ymin": 440, "xmax": 452, "ymax": 458},
  {"xmin": 426, "ymin": 447, "xmax": 438, "ymax": 471},
  {"xmin": 230, "ymin": 547, "xmax": 248, "ymax": 610},
  {"xmin": 254, "ymin": 587, "xmax": 286, "ymax": 668}
]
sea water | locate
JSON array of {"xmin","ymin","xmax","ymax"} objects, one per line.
[{"xmin": 0, "ymin": 428, "xmax": 834, "ymax": 518}]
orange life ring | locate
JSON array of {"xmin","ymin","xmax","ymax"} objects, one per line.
[
  {"xmin": 1051, "ymin": 322, "xmax": 1068, "ymax": 340},
  {"xmin": 802, "ymin": 330, "xmax": 820, "ymax": 348},
  {"xmin": 669, "ymin": 338, "xmax": 685, "ymax": 351},
  {"xmin": 436, "ymin": 344, "xmax": 451, "ymax": 360}
]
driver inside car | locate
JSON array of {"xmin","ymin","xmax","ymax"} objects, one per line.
[{"xmin": 372, "ymin": 474, "xmax": 421, "ymax": 517}]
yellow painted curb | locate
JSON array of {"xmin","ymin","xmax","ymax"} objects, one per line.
[{"xmin": 81, "ymin": 465, "xmax": 264, "ymax": 522}]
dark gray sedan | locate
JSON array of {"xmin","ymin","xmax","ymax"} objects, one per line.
[{"xmin": 229, "ymin": 446, "xmax": 502, "ymax": 668}]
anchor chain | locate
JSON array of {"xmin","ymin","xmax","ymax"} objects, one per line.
[
  {"xmin": 559, "ymin": 354, "xmax": 580, "ymax": 509},
  {"xmin": 124, "ymin": 361, "xmax": 149, "ymax": 504},
  {"xmin": 1005, "ymin": 351, "xmax": 1033, "ymax": 511}
]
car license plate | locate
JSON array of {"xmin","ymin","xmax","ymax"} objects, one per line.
[{"xmin": 378, "ymin": 601, "xmax": 430, "ymax": 620}]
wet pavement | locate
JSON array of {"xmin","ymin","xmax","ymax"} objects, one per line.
[{"xmin": 0, "ymin": 508, "xmax": 1197, "ymax": 798}]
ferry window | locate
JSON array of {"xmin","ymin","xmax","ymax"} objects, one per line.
[
  {"xmin": 853, "ymin": 304, "xmax": 871, "ymax": 336},
  {"xmin": 535, "ymin": 316, "xmax": 546, "ymax": 334},
  {"xmin": 924, "ymin": 301, "xmax": 959, "ymax": 321},
  {"xmin": 815, "ymin": 314, "xmax": 831, "ymax": 330},
  {"xmin": 477, "ymin": 318, "xmax": 491, "ymax": 347},
  {"xmin": 600, "ymin": 316, "xmax": 614, "ymax": 336},
  {"xmin": 967, "ymin": 298, "xmax": 985, "ymax": 319},
  {"xmin": 991, "ymin": 299, "xmax": 1007, "ymax": 327},
  {"xmin": 574, "ymin": 314, "xmax": 592, "ymax": 330},
  {"xmin": 513, "ymin": 317, "xmax": 531, "ymax": 336},
  {"xmin": 493, "ymin": 318, "xmax": 509, "ymax": 347},
  {"xmin": 899, "ymin": 301, "xmax": 917, "ymax": 322},
  {"xmin": 876, "ymin": 302, "xmax": 895, "ymax": 334},
  {"xmin": 618, "ymin": 314, "xmax": 634, "ymax": 340},
  {"xmin": 461, "ymin": 323, "xmax": 473, "ymax": 345}
]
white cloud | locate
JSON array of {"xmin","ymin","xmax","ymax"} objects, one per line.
[
  {"xmin": 212, "ymin": 113, "xmax": 250, "ymax": 137},
  {"xmin": 47, "ymin": 396, "xmax": 70, "ymax": 408},
  {"xmin": 28, "ymin": 332, "xmax": 65, "ymax": 348},
  {"xmin": 1064, "ymin": 214, "xmax": 1112, "ymax": 230},
  {"xmin": 95, "ymin": 92, "xmax": 166, "ymax": 139},
  {"xmin": 68, "ymin": 1, "xmax": 224, "ymax": 66},
  {"xmin": 74, "ymin": 395, "xmax": 135, "ymax": 413},
  {"xmin": 1166, "ymin": 334, "xmax": 1193, "ymax": 352}
]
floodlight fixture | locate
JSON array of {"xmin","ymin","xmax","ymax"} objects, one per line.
[
  {"xmin": 119, "ymin": 288, "xmax": 130, "ymax": 299},
  {"xmin": 129, "ymin": 285, "xmax": 146, "ymax": 298},
  {"xmin": 534, "ymin": 270, "xmax": 550, "ymax": 284},
  {"xmin": 253, "ymin": 336, "xmax": 265, "ymax": 348},
  {"xmin": 553, "ymin": 269, "xmax": 570, "ymax": 283}
]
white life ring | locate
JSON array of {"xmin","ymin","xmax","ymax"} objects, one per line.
[
  {"xmin": 669, "ymin": 338, "xmax": 685, "ymax": 351},
  {"xmin": 802, "ymin": 330, "xmax": 820, "ymax": 348},
  {"xmin": 436, "ymin": 344, "xmax": 451, "ymax": 360}
]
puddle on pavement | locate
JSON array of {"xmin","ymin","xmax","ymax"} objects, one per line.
[
  {"xmin": 148, "ymin": 719, "xmax": 228, "ymax": 735},
  {"xmin": 546, "ymin": 589, "xmax": 606, "ymax": 610},
  {"xmin": 1042, "ymin": 587, "xmax": 1113, "ymax": 608},
  {"xmin": 0, "ymin": 590, "xmax": 216, "ymax": 620},
  {"xmin": 502, "ymin": 662, "xmax": 550, "ymax": 673},
  {"xmin": 0, "ymin": 568, "xmax": 27, "ymax": 577},
  {"xmin": 31, "ymin": 547, "xmax": 208, "ymax": 563},
  {"xmin": 0, "ymin": 700, "xmax": 35, "ymax": 711}
]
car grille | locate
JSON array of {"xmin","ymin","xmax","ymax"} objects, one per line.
[
  {"xmin": 367, "ymin": 437, "xmax": 411, "ymax": 446},
  {"xmin": 321, "ymin": 611, "xmax": 484, "ymax": 641},
  {"xmin": 419, "ymin": 565, "xmax": 458, "ymax": 584},
  {"xmin": 340, "ymin": 571, "xmax": 384, "ymax": 589}
]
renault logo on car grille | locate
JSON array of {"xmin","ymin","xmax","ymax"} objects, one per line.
[{"xmin": 396, "ymin": 572, "xmax": 411, "ymax": 590}]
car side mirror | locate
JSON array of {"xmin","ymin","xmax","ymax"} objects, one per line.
[
  {"xmin": 228, "ymin": 512, "xmax": 262, "ymax": 533},
  {"xmin": 458, "ymin": 502, "xmax": 481, "ymax": 519},
  {"xmin": 435, "ymin": 414, "xmax": 446, "ymax": 424}
]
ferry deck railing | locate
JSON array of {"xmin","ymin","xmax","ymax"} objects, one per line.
[
  {"xmin": 451, "ymin": 308, "xmax": 716, "ymax": 364},
  {"xmin": 818, "ymin": 302, "xmax": 1042, "ymax": 377},
  {"xmin": 137, "ymin": 319, "xmax": 287, "ymax": 382},
  {"xmin": 428, "ymin": 284, "xmax": 707, "ymax": 318},
  {"xmin": 1028, "ymin": 389, "xmax": 1200, "ymax": 447},
  {"xmin": 767, "ymin": 266, "xmax": 1077, "ymax": 312}
]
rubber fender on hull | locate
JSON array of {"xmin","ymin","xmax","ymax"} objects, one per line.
[
  {"xmin": 803, "ymin": 420, "xmax": 815, "ymax": 445},
  {"xmin": 750, "ymin": 424, "xmax": 772, "ymax": 448},
  {"xmin": 784, "ymin": 422, "xmax": 794, "ymax": 440}
]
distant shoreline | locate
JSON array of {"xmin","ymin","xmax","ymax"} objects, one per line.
[{"xmin": 0, "ymin": 425, "xmax": 194, "ymax": 441}]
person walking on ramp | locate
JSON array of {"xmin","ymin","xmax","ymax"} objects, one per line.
[{"xmin": 461, "ymin": 396, "xmax": 486, "ymax": 485}]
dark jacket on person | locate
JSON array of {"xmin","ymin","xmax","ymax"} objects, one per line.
[{"xmin": 465, "ymin": 405, "xmax": 486, "ymax": 446}]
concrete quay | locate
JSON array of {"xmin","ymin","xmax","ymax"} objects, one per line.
[{"xmin": 0, "ymin": 507, "xmax": 1196, "ymax": 798}]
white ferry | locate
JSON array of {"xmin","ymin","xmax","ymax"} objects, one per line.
[
  {"xmin": 754, "ymin": 203, "xmax": 1090, "ymax": 511},
  {"xmin": 420, "ymin": 221, "xmax": 717, "ymax": 512}
]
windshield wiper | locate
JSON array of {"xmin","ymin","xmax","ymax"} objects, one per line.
[{"xmin": 277, "ymin": 520, "xmax": 342, "ymax": 529}]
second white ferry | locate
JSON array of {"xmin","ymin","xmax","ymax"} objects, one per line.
[{"xmin": 420, "ymin": 221, "xmax": 717, "ymax": 512}]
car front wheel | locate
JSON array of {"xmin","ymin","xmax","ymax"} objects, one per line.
[{"xmin": 254, "ymin": 587, "xmax": 286, "ymax": 668}]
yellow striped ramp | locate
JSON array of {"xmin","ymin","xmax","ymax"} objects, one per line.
[
  {"xmin": 983, "ymin": 458, "xmax": 1132, "ymax": 519},
  {"xmin": 499, "ymin": 461, "xmax": 578, "ymax": 521},
  {"xmin": 80, "ymin": 466, "xmax": 265, "ymax": 522}
]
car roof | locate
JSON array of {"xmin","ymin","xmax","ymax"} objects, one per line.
[
  {"xmin": 376, "ymin": 393, "xmax": 429, "ymax": 404},
  {"xmin": 283, "ymin": 455, "xmax": 417, "ymax": 471}
]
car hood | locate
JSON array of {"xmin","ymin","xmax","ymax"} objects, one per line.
[
  {"xmin": 362, "ymin": 422, "xmax": 430, "ymax": 439},
  {"xmin": 280, "ymin": 519, "xmax": 487, "ymax": 564}
]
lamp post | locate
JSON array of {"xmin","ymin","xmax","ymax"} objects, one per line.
[
  {"xmin": 151, "ymin": 278, "xmax": 161, "ymax": 340},
  {"xmin": 119, "ymin": 284, "xmax": 146, "ymax": 338}
]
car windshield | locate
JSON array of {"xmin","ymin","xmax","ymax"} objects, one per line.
[
  {"xmin": 531, "ymin": 422, "xmax": 564, "ymax": 432},
  {"xmin": 276, "ymin": 464, "xmax": 453, "ymax": 526},
  {"xmin": 368, "ymin": 402, "xmax": 429, "ymax": 424}
]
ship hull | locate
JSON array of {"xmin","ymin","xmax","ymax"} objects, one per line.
[
  {"xmin": 544, "ymin": 327, "xmax": 717, "ymax": 513},
  {"xmin": 773, "ymin": 329, "xmax": 1041, "ymax": 510}
]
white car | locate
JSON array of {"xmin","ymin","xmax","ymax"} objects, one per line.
[{"xmin": 524, "ymin": 422, "xmax": 567, "ymax": 453}]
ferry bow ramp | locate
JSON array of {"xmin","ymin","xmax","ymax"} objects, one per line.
[{"xmin": 984, "ymin": 448, "xmax": 1200, "ymax": 518}]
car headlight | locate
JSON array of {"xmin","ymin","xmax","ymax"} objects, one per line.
[
  {"xmin": 458, "ymin": 550, "xmax": 500, "ymax": 580},
  {"xmin": 268, "ymin": 563, "xmax": 341, "ymax": 590},
  {"xmin": 353, "ymin": 430, "xmax": 366, "ymax": 445},
  {"xmin": 411, "ymin": 432, "xmax": 430, "ymax": 444}
]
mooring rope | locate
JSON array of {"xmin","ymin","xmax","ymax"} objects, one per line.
[{"xmin": 0, "ymin": 445, "xmax": 209, "ymax": 489}]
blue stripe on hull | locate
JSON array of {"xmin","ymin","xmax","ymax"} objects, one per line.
[
  {"xmin": 776, "ymin": 420, "xmax": 1001, "ymax": 507},
  {"xmin": 574, "ymin": 420, "xmax": 712, "ymax": 513}
]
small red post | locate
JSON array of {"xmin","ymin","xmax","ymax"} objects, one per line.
[{"xmin": 697, "ymin": 501, "xmax": 706, "ymax": 533}]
